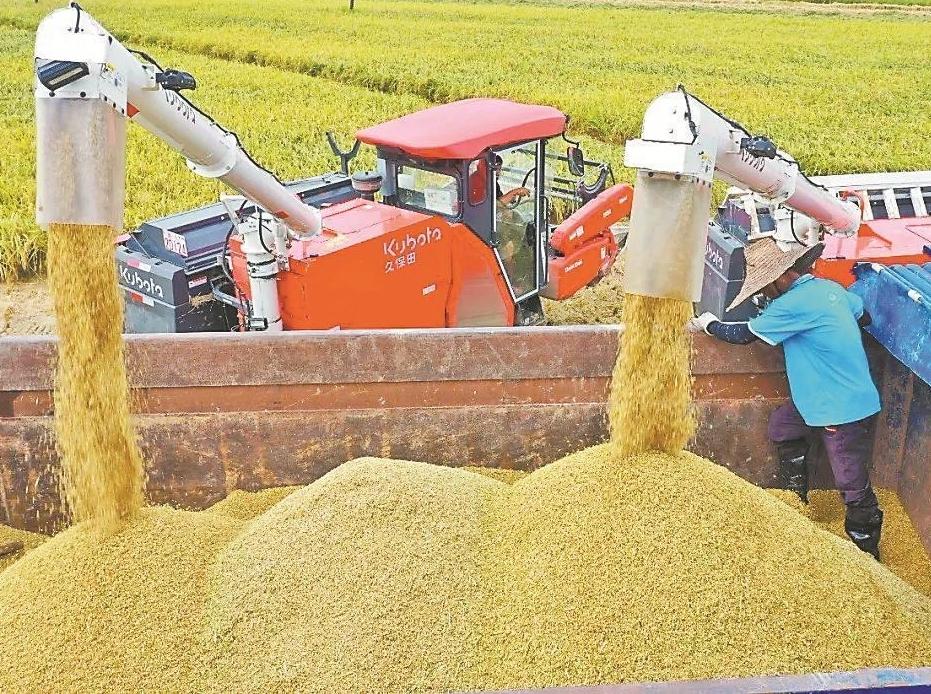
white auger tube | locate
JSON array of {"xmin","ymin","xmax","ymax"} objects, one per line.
[
  {"xmin": 34, "ymin": 5, "xmax": 321, "ymax": 236},
  {"xmin": 622, "ymin": 89, "xmax": 861, "ymax": 301}
]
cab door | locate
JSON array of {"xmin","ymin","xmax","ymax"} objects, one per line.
[{"xmin": 492, "ymin": 141, "xmax": 544, "ymax": 301}]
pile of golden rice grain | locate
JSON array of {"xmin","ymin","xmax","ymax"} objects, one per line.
[
  {"xmin": 1, "ymin": 446, "xmax": 929, "ymax": 692},
  {"xmin": 768, "ymin": 488, "xmax": 931, "ymax": 598},
  {"xmin": 10, "ymin": 218, "xmax": 925, "ymax": 692},
  {"xmin": 0, "ymin": 525, "xmax": 46, "ymax": 572},
  {"xmin": 206, "ymin": 486, "xmax": 302, "ymax": 520}
]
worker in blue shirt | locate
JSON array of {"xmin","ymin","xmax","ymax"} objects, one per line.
[{"xmin": 689, "ymin": 238, "xmax": 883, "ymax": 560}]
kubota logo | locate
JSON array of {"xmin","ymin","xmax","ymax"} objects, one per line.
[
  {"xmin": 383, "ymin": 227, "xmax": 442, "ymax": 258},
  {"xmin": 706, "ymin": 240, "xmax": 724, "ymax": 272},
  {"xmin": 119, "ymin": 266, "xmax": 164, "ymax": 299}
]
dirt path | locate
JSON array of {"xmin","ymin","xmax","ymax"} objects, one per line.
[{"xmin": 0, "ymin": 278, "xmax": 55, "ymax": 335}]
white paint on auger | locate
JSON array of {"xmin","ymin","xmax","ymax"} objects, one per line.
[
  {"xmin": 34, "ymin": 6, "xmax": 321, "ymax": 236},
  {"xmin": 624, "ymin": 90, "xmax": 861, "ymax": 237}
]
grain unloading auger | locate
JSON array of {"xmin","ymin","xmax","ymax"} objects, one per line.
[
  {"xmin": 630, "ymin": 91, "xmax": 931, "ymax": 386},
  {"xmin": 623, "ymin": 87, "xmax": 862, "ymax": 301},
  {"xmin": 33, "ymin": 7, "xmax": 321, "ymax": 236},
  {"xmin": 34, "ymin": 3, "xmax": 630, "ymax": 333}
]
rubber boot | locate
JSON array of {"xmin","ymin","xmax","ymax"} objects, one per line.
[
  {"xmin": 845, "ymin": 505, "xmax": 883, "ymax": 562},
  {"xmin": 776, "ymin": 439, "xmax": 809, "ymax": 504}
]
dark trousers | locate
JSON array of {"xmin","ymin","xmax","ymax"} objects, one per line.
[{"xmin": 768, "ymin": 400, "xmax": 878, "ymax": 511}]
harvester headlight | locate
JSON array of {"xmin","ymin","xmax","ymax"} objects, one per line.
[{"xmin": 36, "ymin": 59, "xmax": 90, "ymax": 92}]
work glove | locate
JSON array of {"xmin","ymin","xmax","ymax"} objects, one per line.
[{"xmin": 686, "ymin": 312, "xmax": 718, "ymax": 335}]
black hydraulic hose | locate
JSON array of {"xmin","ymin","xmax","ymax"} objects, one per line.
[
  {"xmin": 677, "ymin": 85, "xmax": 700, "ymax": 143},
  {"xmin": 127, "ymin": 48, "xmax": 164, "ymax": 71},
  {"xmin": 679, "ymin": 85, "xmax": 750, "ymax": 139},
  {"xmin": 679, "ymin": 86, "xmax": 832, "ymax": 196},
  {"xmin": 221, "ymin": 222, "xmax": 236, "ymax": 284},
  {"xmin": 220, "ymin": 200, "xmax": 252, "ymax": 324},
  {"xmin": 69, "ymin": 2, "xmax": 82, "ymax": 32},
  {"xmin": 256, "ymin": 210, "xmax": 276, "ymax": 256},
  {"xmin": 521, "ymin": 167, "xmax": 535, "ymax": 188},
  {"xmin": 788, "ymin": 209, "xmax": 809, "ymax": 247}
]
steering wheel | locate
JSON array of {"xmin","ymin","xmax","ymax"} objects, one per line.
[
  {"xmin": 506, "ymin": 189, "xmax": 533, "ymax": 210},
  {"xmin": 508, "ymin": 168, "xmax": 536, "ymax": 208}
]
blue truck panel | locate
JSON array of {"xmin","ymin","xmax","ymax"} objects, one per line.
[{"xmin": 850, "ymin": 261, "xmax": 931, "ymax": 387}]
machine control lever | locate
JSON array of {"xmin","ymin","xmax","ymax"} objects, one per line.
[{"xmin": 326, "ymin": 132, "xmax": 361, "ymax": 175}]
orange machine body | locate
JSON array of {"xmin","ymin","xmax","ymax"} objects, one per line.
[
  {"xmin": 815, "ymin": 217, "xmax": 931, "ymax": 287},
  {"xmin": 542, "ymin": 183, "xmax": 632, "ymax": 300},
  {"xmin": 226, "ymin": 99, "xmax": 630, "ymax": 329},
  {"xmin": 121, "ymin": 99, "xmax": 629, "ymax": 333},
  {"xmin": 229, "ymin": 198, "xmax": 515, "ymax": 329}
]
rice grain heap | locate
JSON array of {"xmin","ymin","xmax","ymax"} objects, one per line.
[
  {"xmin": 0, "ymin": 507, "xmax": 241, "ymax": 691},
  {"xmin": 0, "ymin": 525, "xmax": 46, "ymax": 573},
  {"xmin": 770, "ymin": 488, "xmax": 931, "ymax": 598},
  {"xmin": 47, "ymin": 223, "xmax": 144, "ymax": 530},
  {"xmin": 206, "ymin": 486, "xmax": 302, "ymax": 520},
  {"xmin": 2, "ymin": 447, "xmax": 929, "ymax": 692}
]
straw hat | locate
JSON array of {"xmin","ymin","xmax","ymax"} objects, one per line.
[{"xmin": 727, "ymin": 238, "xmax": 824, "ymax": 311}]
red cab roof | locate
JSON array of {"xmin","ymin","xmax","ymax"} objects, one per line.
[{"xmin": 356, "ymin": 98, "xmax": 567, "ymax": 160}]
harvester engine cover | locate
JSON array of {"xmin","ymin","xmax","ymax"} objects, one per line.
[{"xmin": 229, "ymin": 199, "xmax": 514, "ymax": 329}]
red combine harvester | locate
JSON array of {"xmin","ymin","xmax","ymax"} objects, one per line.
[
  {"xmin": 113, "ymin": 91, "xmax": 630, "ymax": 331},
  {"xmin": 701, "ymin": 170, "xmax": 931, "ymax": 320},
  {"xmin": 226, "ymin": 100, "xmax": 629, "ymax": 329},
  {"xmin": 812, "ymin": 172, "xmax": 931, "ymax": 286}
]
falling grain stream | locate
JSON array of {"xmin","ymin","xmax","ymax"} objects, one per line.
[
  {"xmin": 47, "ymin": 223, "xmax": 143, "ymax": 530},
  {"xmin": 608, "ymin": 293, "xmax": 695, "ymax": 457}
]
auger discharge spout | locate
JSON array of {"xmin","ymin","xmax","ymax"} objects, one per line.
[
  {"xmin": 622, "ymin": 88, "xmax": 861, "ymax": 301},
  {"xmin": 34, "ymin": 4, "xmax": 321, "ymax": 235}
]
